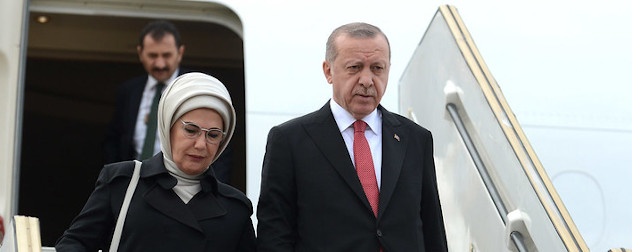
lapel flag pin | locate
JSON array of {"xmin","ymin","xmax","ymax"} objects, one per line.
[{"xmin": 394, "ymin": 134, "xmax": 400, "ymax": 142}]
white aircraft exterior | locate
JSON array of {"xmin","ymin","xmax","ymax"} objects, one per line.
[{"xmin": 1, "ymin": 0, "xmax": 630, "ymax": 251}]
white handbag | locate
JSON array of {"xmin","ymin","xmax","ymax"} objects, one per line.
[{"xmin": 109, "ymin": 160, "xmax": 142, "ymax": 252}]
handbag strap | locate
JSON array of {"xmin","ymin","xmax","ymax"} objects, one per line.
[{"xmin": 109, "ymin": 160, "xmax": 142, "ymax": 252}]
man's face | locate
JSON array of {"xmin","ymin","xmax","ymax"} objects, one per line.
[
  {"xmin": 137, "ymin": 33, "xmax": 184, "ymax": 83},
  {"xmin": 323, "ymin": 34, "xmax": 390, "ymax": 119}
]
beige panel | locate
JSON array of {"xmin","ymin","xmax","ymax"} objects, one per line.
[
  {"xmin": 399, "ymin": 5, "xmax": 588, "ymax": 252},
  {"xmin": 0, "ymin": 0, "xmax": 26, "ymax": 231},
  {"xmin": 440, "ymin": 5, "xmax": 588, "ymax": 251}
]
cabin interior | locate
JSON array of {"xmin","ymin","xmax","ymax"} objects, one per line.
[{"xmin": 19, "ymin": 10, "xmax": 245, "ymax": 245}]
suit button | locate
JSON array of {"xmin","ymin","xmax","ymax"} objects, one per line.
[{"xmin": 376, "ymin": 229, "xmax": 383, "ymax": 237}]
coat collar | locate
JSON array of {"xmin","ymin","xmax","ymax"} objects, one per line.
[
  {"xmin": 139, "ymin": 153, "xmax": 227, "ymax": 233},
  {"xmin": 140, "ymin": 153, "xmax": 220, "ymax": 194}
]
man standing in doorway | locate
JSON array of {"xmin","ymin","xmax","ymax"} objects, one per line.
[{"xmin": 103, "ymin": 20, "xmax": 232, "ymax": 183}]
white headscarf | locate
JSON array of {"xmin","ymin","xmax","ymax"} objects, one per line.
[{"xmin": 157, "ymin": 72, "xmax": 236, "ymax": 180}]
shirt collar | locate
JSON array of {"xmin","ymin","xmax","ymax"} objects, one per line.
[
  {"xmin": 147, "ymin": 69, "xmax": 180, "ymax": 89},
  {"xmin": 330, "ymin": 99, "xmax": 381, "ymax": 133}
]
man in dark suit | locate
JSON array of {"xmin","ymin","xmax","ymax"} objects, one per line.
[
  {"xmin": 103, "ymin": 20, "xmax": 232, "ymax": 183},
  {"xmin": 256, "ymin": 22, "xmax": 448, "ymax": 251}
]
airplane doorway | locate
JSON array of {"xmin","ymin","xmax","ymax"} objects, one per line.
[{"xmin": 18, "ymin": 9, "xmax": 245, "ymax": 246}]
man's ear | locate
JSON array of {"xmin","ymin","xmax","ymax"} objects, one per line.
[
  {"xmin": 178, "ymin": 45, "xmax": 185, "ymax": 56},
  {"xmin": 176, "ymin": 45, "xmax": 186, "ymax": 62},
  {"xmin": 323, "ymin": 60, "xmax": 333, "ymax": 84},
  {"xmin": 137, "ymin": 45, "xmax": 143, "ymax": 60}
]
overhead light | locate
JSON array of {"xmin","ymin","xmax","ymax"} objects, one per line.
[{"xmin": 36, "ymin": 15, "xmax": 50, "ymax": 24}]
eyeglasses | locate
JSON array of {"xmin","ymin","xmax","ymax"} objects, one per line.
[{"xmin": 180, "ymin": 120, "xmax": 225, "ymax": 145}]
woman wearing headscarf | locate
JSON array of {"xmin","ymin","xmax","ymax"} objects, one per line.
[{"xmin": 56, "ymin": 72, "xmax": 255, "ymax": 251}]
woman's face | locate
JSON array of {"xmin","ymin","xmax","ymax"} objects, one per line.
[{"xmin": 170, "ymin": 108, "xmax": 223, "ymax": 175}]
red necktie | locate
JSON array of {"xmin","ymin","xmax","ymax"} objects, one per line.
[{"xmin": 353, "ymin": 120, "xmax": 379, "ymax": 217}]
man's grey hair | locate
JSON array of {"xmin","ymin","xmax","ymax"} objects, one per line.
[{"xmin": 325, "ymin": 22, "xmax": 391, "ymax": 63}]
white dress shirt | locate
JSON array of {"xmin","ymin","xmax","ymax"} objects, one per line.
[
  {"xmin": 330, "ymin": 99, "xmax": 383, "ymax": 189},
  {"xmin": 133, "ymin": 70, "xmax": 179, "ymax": 158}
]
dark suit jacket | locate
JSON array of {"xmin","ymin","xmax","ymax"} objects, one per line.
[
  {"xmin": 103, "ymin": 69, "xmax": 233, "ymax": 183},
  {"xmin": 257, "ymin": 102, "xmax": 448, "ymax": 252},
  {"xmin": 103, "ymin": 74, "xmax": 149, "ymax": 164},
  {"xmin": 56, "ymin": 153, "xmax": 255, "ymax": 252}
]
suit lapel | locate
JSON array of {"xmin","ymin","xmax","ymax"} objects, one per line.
[
  {"xmin": 304, "ymin": 104, "xmax": 373, "ymax": 212},
  {"xmin": 127, "ymin": 76, "xmax": 147, "ymax": 131},
  {"xmin": 377, "ymin": 107, "xmax": 407, "ymax": 221}
]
